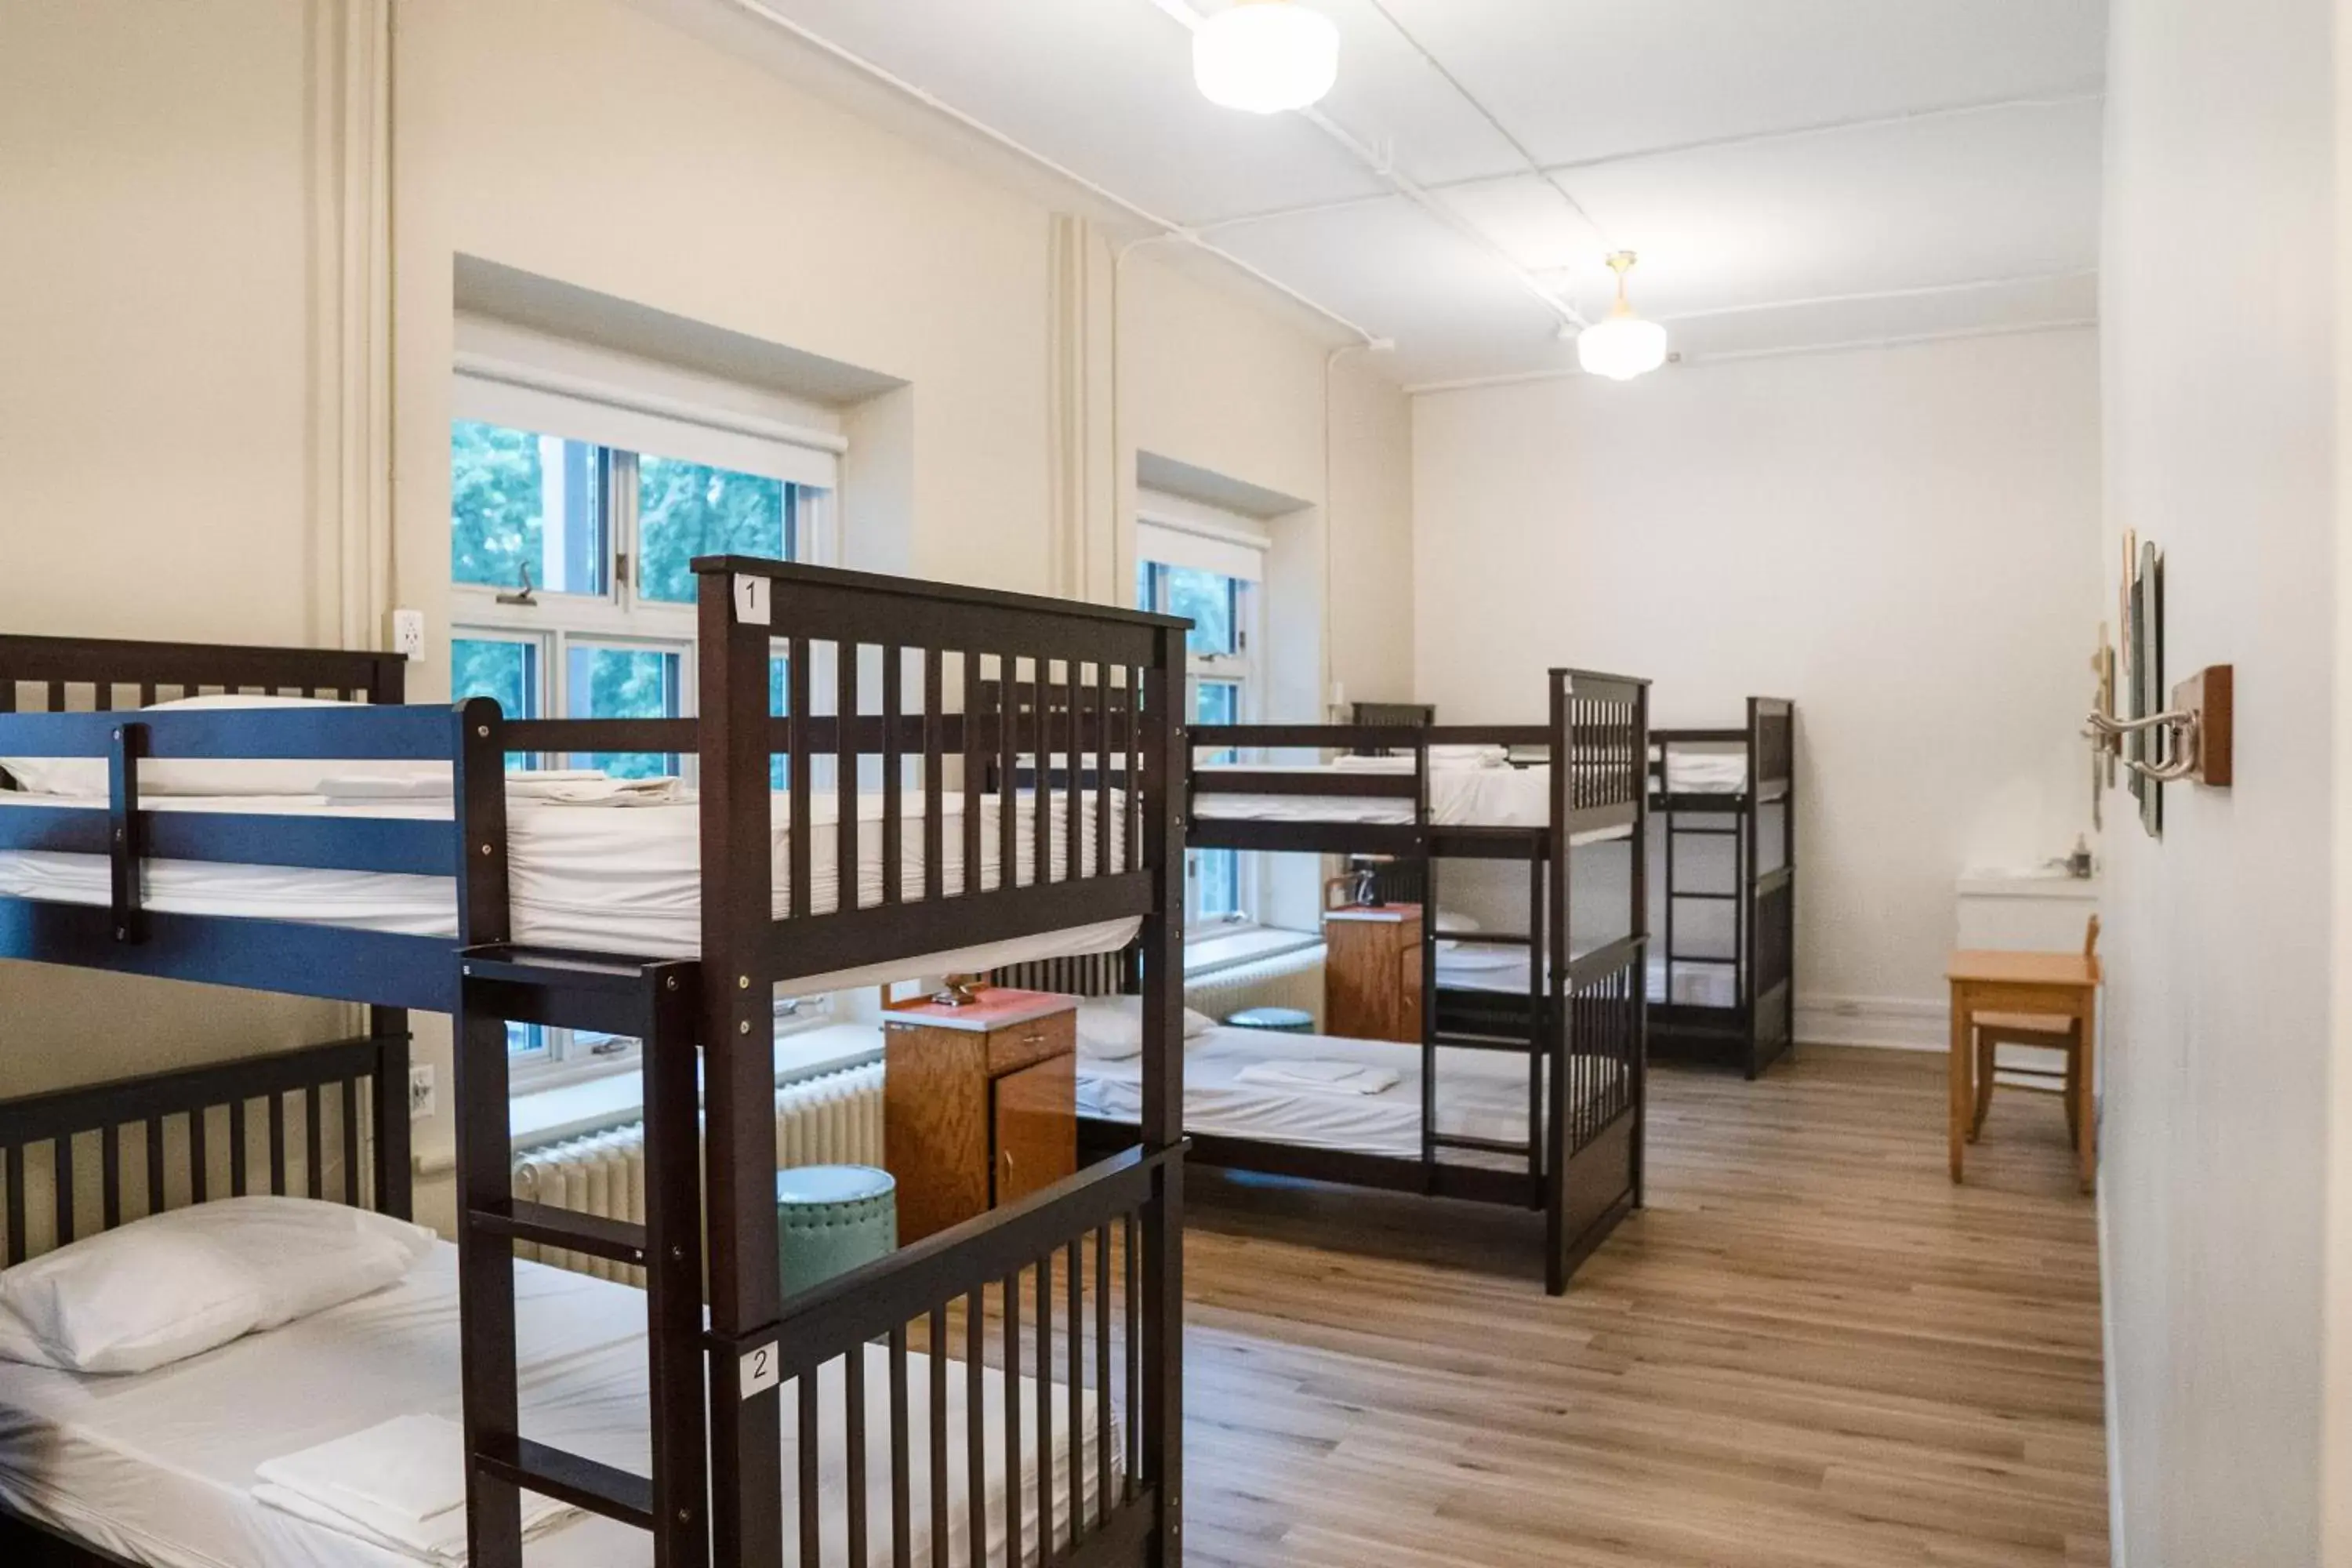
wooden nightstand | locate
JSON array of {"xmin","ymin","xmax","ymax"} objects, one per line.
[
  {"xmin": 1323, "ymin": 902, "xmax": 1422, "ymax": 1043},
  {"xmin": 882, "ymin": 989, "xmax": 1078, "ymax": 1241}
]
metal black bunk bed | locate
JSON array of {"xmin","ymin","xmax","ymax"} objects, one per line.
[
  {"xmin": 0, "ymin": 558, "xmax": 1190, "ymax": 1568},
  {"xmin": 1074, "ymin": 670, "xmax": 1649, "ymax": 1297},
  {"xmin": 1648, "ymin": 697, "xmax": 1797, "ymax": 1079}
]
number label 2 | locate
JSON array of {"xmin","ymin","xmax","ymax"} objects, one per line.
[{"xmin": 739, "ymin": 1341, "xmax": 780, "ymax": 1400}]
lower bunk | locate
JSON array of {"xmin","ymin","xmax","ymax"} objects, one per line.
[
  {"xmin": 0, "ymin": 1037, "xmax": 1163, "ymax": 1568},
  {"xmin": 1046, "ymin": 953, "xmax": 1644, "ymax": 1296}
]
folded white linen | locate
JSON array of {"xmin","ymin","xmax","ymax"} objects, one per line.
[
  {"xmin": 1425, "ymin": 743, "xmax": 1507, "ymax": 768},
  {"xmin": 1436, "ymin": 942, "xmax": 1525, "ymax": 971},
  {"xmin": 1324, "ymin": 753, "xmax": 1415, "ymax": 773},
  {"xmin": 254, "ymin": 1413, "xmax": 576, "ymax": 1564},
  {"xmin": 1232, "ymin": 1058, "xmax": 1401, "ymax": 1095}
]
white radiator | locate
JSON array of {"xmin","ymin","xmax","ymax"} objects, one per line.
[
  {"xmin": 511, "ymin": 1062, "xmax": 885, "ymax": 1284},
  {"xmin": 1185, "ymin": 945, "xmax": 1327, "ymax": 1029}
]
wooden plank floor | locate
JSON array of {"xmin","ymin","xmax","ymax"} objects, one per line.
[{"xmin": 1176, "ymin": 1046, "xmax": 2109, "ymax": 1567}]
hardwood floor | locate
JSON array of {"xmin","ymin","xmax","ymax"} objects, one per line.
[{"xmin": 1175, "ymin": 1046, "xmax": 2109, "ymax": 1567}]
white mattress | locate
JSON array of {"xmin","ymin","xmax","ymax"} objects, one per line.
[
  {"xmin": 0, "ymin": 789, "xmax": 1134, "ymax": 993},
  {"xmin": 0, "ymin": 1243, "xmax": 1107, "ymax": 1568},
  {"xmin": 1433, "ymin": 942, "xmax": 1740, "ymax": 1010},
  {"xmin": 1658, "ymin": 751, "xmax": 1748, "ymax": 794},
  {"xmin": 1192, "ymin": 762, "xmax": 1628, "ymax": 840},
  {"xmin": 1075, "ymin": 1025, "xmax": 1620, "ymax": 1160}
]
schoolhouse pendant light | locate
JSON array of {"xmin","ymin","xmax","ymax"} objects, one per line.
[
  {"xmin": 1194, "ymin": 0, "xmax": 1340, "ymax": 114},
  {"xmin": 1577, "ymin": 252, "xmax": 1669, "ymax": 380}
]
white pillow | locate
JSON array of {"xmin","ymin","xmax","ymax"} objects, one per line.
[
  {"xmin": 1073, "ymin": 996, "xmax": 1214, "ymax": 1061},
  {"xmin": 0, "ymin": 1196, "xmax": 435, "ymax": 1374},
  {"xmin": 1, "ymin": 694, "xmax": 450, "ymax": 799}
]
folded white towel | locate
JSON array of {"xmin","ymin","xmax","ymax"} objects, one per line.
[
  {"xmin": 1234, "ymin": 1058, "xmax": 1402, "ymax": 1095},
  {"xmin": 1326, "ymin": 753, "xmax": 1415, "ymax": 772},
  {"xmin": 254, "ymin": 1413, "xmax": 578, "ymax": 1564}
]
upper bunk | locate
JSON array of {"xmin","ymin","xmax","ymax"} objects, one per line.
[
  {"xmin": 0, "ymin": 558, "xmax": 1189, "ymax": 1019},
  {"xmin": 1649, "ymin": 695, "xmax": 1795, "ymax": 813},
  {"xmin": 1184, "ymin": 667, "xmax": 1650, "ymax": 861}
]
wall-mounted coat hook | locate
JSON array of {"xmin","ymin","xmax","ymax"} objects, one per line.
[{"xmin": 2087, "ymin": 664, "xmax": 2232, "ymax": 787}]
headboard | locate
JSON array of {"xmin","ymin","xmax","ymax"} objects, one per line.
[
  {"xmin": 0, "ymin": 633, "xmax": 409, "ymax": 792},
  {"xmin": 1349, "ymin": 700, "xmax": 1434, "ymax": 755},
  {"xmin": 0, "ymin": 1033, "xmax": 413, "ymax": 1265}
]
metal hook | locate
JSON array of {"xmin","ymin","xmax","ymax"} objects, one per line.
[
  {"xmin": 495, "ymin": 561, "xmax": 538, "ymax": 607},
  {"xmin": 2085, "ymin": 706, "xmax": 2200, "ymax": 783}
]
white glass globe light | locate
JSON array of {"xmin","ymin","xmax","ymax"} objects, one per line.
[
  {"xmin": 1577, "ymin": 251, "xmax": 1668, "ymax": 379},
  {"xmin": 1194, "ymin": 1, "xmax": 1340, "ymax": 114},
  {"xmin": 1576, "ymin": 312, "xmax": 1668, "ymax": 380}
]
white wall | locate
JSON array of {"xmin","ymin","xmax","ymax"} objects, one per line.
[
  {"xmin": 1412, "ymin": 330, "xmax": 2103, "ymax": 1040},
  {"xmin": 2100, "ymin": 0, "xmax": 2350, "ymax": 1560},
  {"xmin": 0, "ymin": 0, "xmax": 1414, "ymax": 1230}
]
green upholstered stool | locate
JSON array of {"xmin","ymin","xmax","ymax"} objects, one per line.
[
  {"xmin": 1226, "ymin": 1005, "xmax": 1316, "ymax": 1034},
  {"xmin": 775, "ymin": 1164, "xmax": 897, "ymax": 1297}
]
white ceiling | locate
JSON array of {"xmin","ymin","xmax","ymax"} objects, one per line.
[{"xmin": 651, "ymin": 0, "xmax": 2107, "ymax": 387}]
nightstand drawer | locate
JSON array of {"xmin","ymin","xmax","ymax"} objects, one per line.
[{"xmin": 987, "ymin": 1009, "xmax": 1074, "ymax": 1076}]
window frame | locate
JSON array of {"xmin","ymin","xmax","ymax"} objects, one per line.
[
  {"xmin": 448, "ymin": 390, "xmax": 837, "ymax": 1086},
  {"xmin": 1135, "ymin": 558, "xmax": 1264, "ymax": 930}
]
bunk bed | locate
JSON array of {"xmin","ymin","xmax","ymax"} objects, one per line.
[
  {"xmin": 0, "ymin": 557, "xmax": 1189, "ymax": 1568},
  {"xmin": 1069, "ymin": 670, "xmax": 1649, "ymax": 1296},
  {"xmin": 1648, "ymin": 698, "xmax": 1796, "ymax": 1079}
]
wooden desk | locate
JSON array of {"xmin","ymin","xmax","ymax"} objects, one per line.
[{"xmin": 1945, "ymin": 949, "xmax": 2100, "ymax": 1191}]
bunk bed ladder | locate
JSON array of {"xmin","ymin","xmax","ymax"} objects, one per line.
[{"xmin": 452, "ymin": 950, "xmax": 709, "ymax": 1568}]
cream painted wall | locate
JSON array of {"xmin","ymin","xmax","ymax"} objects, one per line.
[
  {"xmin": 0, "ymin": 1, "xmax": 358, "ymax": 1094},
  {"xmin": 2101, "ymin": 0, "xmax": 2347, "ymax": 1560},
  {"xmin": 1412, "ymin": 330, "xmax": 2103, "ymax": 1040},
  {"xmin": 0, "ymin": 0, "xmax": 1415, "ymax": 1226}
]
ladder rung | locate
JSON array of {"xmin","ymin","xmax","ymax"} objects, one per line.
[
  {"xmin": 1670, "ymin": 891, "xmax": 1739, "ymax": 902},
  {"xmin": 471, "ymin": 1198, "xmax": 649, "ymax": 1267},
  {"xmin": 474, "ymin": 1433, "xmax": 655, "ymax": 1531}
]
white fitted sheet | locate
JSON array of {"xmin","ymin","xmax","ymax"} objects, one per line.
[
  {"xmin": 0, "ymin": 789, "xmax": 1134, "ymax": 993},
  {"xmin": 1433, "ymin": 942, "xmax": 1740, "ymax": 1010},
  {"xmin": 1659, "ymin": 751, "xmax": 1748, "ymax": 794},
  {"xmin": 1075, "ymin": 1025, "xmax": 1620, "ymax": 1160},
  {"xmin": 0, "ymin": 1243, "xmax": 1108, "ymax": 1568},
  {"xmin": 1192, "ymin": 762, "xmax": 1631, "ymax": 840}
]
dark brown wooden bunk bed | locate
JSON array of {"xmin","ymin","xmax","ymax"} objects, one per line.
[
  {"xmin": 0, "ymin": 558, "xmax": 1190, "ymax": 1568},
  {"xmin": 1648, "ymin": 697, "xmax": 1796, "ymax": 1079},
  {"xmin": 1070, "ymin": 670, "xmax": 1649, "ymax": 1297}
]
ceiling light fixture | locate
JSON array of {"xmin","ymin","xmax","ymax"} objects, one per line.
[
  {"xmin": 1576, "ymin": 252, "xmax": 1669, "ymax": 380},
  {"xmin": 1193, "ymin": 0, "xmax": 1339, "ymax": 114}
]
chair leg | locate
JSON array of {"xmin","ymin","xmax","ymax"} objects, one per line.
[
  {"xmin": 2063, "ymin": 1032, "xmax": 2083, "ymax": 1151},
  {"xmin": 1970, "ymin": 1030, "xmax": 1997, "ymax": 1141}
]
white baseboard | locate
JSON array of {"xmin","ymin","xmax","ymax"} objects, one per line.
[
  {"xmin": 2099, "ymin": 1172, "xmax": 2125, "ymax": 1565},
  {"xmin": 1793, "ymin": 994, "xmax": 1947, "ymax": 1051}
]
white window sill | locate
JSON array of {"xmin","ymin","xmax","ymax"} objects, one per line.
[
  {"xmin": 507, "ymin": 1021, "xmax": 883, "ymax": 1150},
  {"xmin": 1184, "ymin": 924, "xmax": 1321, "ymax": 975}
]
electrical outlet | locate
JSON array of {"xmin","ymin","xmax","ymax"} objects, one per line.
[
  {"xmin": 390, "ymin": 608, "xmax": 426, "ymax": 661},
  {"xmin": 408, "ymin": 1063, "xmax": 436, "ymax": 1121}
]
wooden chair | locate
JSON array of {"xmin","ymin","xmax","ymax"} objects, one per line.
[{"xmin": 1969, "ymin": 915, "xmax": 2100, "ymax": 1146}]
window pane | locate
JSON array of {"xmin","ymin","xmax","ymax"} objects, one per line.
[
  {"xmin": 637, "ymin": 458, "xmax": 793, "ymax": 604},
  {"xmin": 770, "ymin": 654, "xmax": 789, "ymax": 791},
  {"xmin": 1196, "ymin": 679, "xmax": 1240, "ymax": 765},
  {"xmin": 508, "ymin": 1022, "xmax": 545, "ymax": 1057},
  {"xmin": 567, "ymin": 643, "xmax": 683, "ymax": 778},
  {"xmin": 450, "ymin": 420, "xmax": 608, "ymax": 597},
  {"xmin": 1196, "ymin": 850, "xmax": 1240, "ymax": 920},
  {"xmin": 1136, "ymin": 560, "xmax": 1160, "ymax": 613},
  {"xmin": 452, "ymin": 637, "xmax": 541, "ymax": 719},
  {"xmin": 1157, "ymin": 565, "xmax": 1237, "ymax": 657}
]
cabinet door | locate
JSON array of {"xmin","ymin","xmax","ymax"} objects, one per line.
[{"xmin": 991, "ymin": 1053, "xmax": 1076, "ymax": 1207}]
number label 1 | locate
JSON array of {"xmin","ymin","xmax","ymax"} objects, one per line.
[
  {"xmin": 733, "ymin": 574, "xmax": 772, "ymax": 627},
  {"xmin": 739, "ymin": 1342, "xmax": 780, "ymax": 1400}
]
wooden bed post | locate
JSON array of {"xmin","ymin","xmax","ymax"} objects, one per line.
[
  {"xmin": 1632, "ymin": 682, "xmax": 1652, "ymax": 1206},
  {"xmin": 1138, "ymin": 623, "xmax": 1187, "ymax": 1566},
  {"xmin": 696, "ymin": 563, "xmax": 785, "ymax": 1568},
  {"xmin": 1544, "ymin": 670, "xmax": 1573, "ymax": 1297}
]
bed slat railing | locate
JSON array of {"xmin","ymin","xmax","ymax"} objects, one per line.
[{"xmin": 0, "ymin": 1034, "xmax": 408, "ymax": 1266}]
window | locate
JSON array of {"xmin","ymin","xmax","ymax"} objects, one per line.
[
  {"xmin": 1135, "ymin": 530, "xmax": 1262, "ymax": 927},
  {"xmin": 448, "ymin": 366, "xmax": 840, "ymax": 1082}
]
